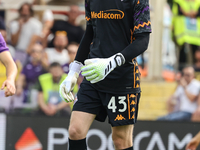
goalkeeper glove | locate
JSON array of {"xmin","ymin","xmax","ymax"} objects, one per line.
[
  {"xmin": 81, "ymin": 53, "xmax": 125, "ymax": 84},
  {"xmin": 59, "ymin": 61, "xmax": 83, "ymax": 102}
]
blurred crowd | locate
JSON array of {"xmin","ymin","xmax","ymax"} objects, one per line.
[
  {"xmin": 161, "ymin": 0, "xmax": 200, "ymax": 74},
  {"xmin": 158, "ymin": 0, "xmax": 200, "ymax": 122},
  {"xmin": 0, "ymin": 0, "xmax": 85, "ymax": 117},
  {"xmin": 171, "ymin": 0, "xmax": 200, "ymax": 71},
  {"xmin": 158, "ymin": 66, "xmax": 200, "ymax": 122},
  {"xmin": 1, "ymin": 0, "xmax": 200, "ymax": 122}
]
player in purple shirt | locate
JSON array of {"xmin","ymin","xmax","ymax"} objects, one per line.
[{"xmin": 0, "ymin": 33, "xmax": 17, "ymax": 97}]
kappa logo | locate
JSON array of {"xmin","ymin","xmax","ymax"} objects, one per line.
[
  {"xmin": 130, "ymin": 94, "xmax": 136, "ymax": 98},
  {"xmin": 114, "ymin": 114, "xmax": 126, "ymax": 121},
  {"xmin": 91, "ymin": 9, "xmax": 124, "ymax": 19},
  {"xmin": 15, "ymin": 127, "xmax": 43, "ymax": 150},
  {"xmin": 131, "ymin": 107, "xmax": 135, "ymax": 112},
  {"xmin": 131, "ymin": 114, "xmax": 135, "ymax": 119},
  {"xmin": 130, "ymin": 100, "xmax": 136, "ymax": 105}
]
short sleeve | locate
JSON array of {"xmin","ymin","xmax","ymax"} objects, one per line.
[
  {"xmin": 133, "ymin": 0, "xmax": 152, "ymax": 34},
  {"xmin": 32, "ymin": 19, "xmax": 42, "ymax": 36},
  {"xmin": 85, "ymin": 0, "xmax": 92, "ymax": 25},
  {"xmin": 187, "ymin": 80, "xmax": 200, "ymax": 96},
  {"xmin": 0, "ymin": 33, "xmax": 8, "ymax": 53},
  {"xmin": 43, "ymin": 10, "xmax": 54, "ymax": 22}
]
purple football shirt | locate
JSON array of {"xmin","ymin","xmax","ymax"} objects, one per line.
[
  {"xmin": 21, "ymin": 62, "xmax": 45, "ymax": 88},
  {"xmin": 62, "ymin": 63, "xmax": 70, "ymax": 74},
  {"xmin": 62, "ymin": 63, "xmax": 83, "ymax": 77},
  {"xmin": 0, "ymin": 33, "xmax": 8, "ymax": 53}
]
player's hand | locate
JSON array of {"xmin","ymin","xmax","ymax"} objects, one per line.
[
  {"xmin": 59, "ymin": 61, "xmax": 83, "ymax": 102},
  {"xmin": 185, "ymin": 137, "xmax": 200, "ymax": 150},
  {"xmin": 42, "ymin": 104, "xmax": 56, "ymax": 116},
  {"xmin": 47, "ymin": 104, "xmax": 57, "ymax": 116},
  {"xmin": 60, "ymin": 71, "xmax": 78, "ymax": 102},
  {"xmin": 1, "ymin": 79, "xmax": 16, "ymax": 97},
  {"xmin": 81, "ymin": 53, "xmax": 125, "ymax": 84}
]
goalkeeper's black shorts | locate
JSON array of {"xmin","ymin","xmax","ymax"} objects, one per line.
[{"xmin": 73, "ymin": 82, "xmax": 141, "ymax": 127}]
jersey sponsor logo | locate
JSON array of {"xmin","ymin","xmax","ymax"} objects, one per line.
[
  {"xmin": 91, "ymin": 9, "xmax": 124, "ymax": 20},
  {"xmin": 114, "ymin": 114, "xmax": 126, "ymax": 121}
]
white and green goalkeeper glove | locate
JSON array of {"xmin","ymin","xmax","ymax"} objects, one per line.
[
  {"xmin": 81, "ymin": 53, "xmax": 125, "ymax": 84},
  {"xmin": 59, "ymin": 61, "xmax": 83, "ymax": 102}
]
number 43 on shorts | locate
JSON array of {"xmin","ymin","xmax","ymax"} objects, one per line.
[
  {"xmin": 108, "ymin": 96, "xmax": 127, "ymax": 113},
  {"xmin": 107, "ymin": 94, "xmax": 139, "ymax": 123}
]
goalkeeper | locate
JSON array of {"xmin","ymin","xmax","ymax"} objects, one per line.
[{"xmin": 60, "ymin": 0, "xmax": 151, "ymax": 149}]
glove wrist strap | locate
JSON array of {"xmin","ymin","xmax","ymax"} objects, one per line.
[
  {"xmin": 69, "ymin": 60, "xmax": 83, "ymax": 74},
  {"xmin": 113, "ymin": 53, "xmax": 125, "ymax": 67}
]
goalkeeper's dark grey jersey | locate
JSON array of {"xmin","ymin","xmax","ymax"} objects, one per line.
[{"xmin": 83, "ymin": 0, "xmax": 151, "ymax": 94}]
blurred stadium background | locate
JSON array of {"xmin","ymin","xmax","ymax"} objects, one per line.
[{"xmin": 0, "ymin": 0, "xmax": 200, "ymax": 150}]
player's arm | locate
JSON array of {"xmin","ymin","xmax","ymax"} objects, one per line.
[
  {"xmin": 59, "ymin": 24, "xmax": 93, "ymax": 102},
  {"xmin": 59, "ymin": 0, "xmax": 94, "ymax": 102},
  {"xmin": 79, "ymin": 28, "xmax": 149, "ymax": 64},
  {"xmin": 121, "ymin": 32, "xmax": 150, "ymax": 61},
  {"xmin": 74, "ymin": 24, "xmax": 93, "ymax": 64},
  {"xmin": 186, "ymin": 131, "xmax": 200, "ymax": 150},
  {"xmin": 81, "ymin": 0, "xmax": 151, "ymax": 83},
  {"xmin": 0, "ymin": 51, "xmax": 17, "ymax": 96},
  {"xmin": 81, "ymin": 32, "xmax": 150, "ymax": 83}
]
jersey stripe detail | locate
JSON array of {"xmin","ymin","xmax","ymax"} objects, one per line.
[
  {"xmin": 134, "ymin": 21, "xmax": 151, "ymax": 31},
  {"xmin": 127, "ymin": 94, "xmax": 131, "ymax": 119},
  {"xmin": 130, "ymin": 29, "xmax": 134, "ymax": 43}
]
